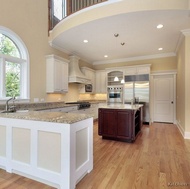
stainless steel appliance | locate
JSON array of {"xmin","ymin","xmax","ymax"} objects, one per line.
[
  {"xmin": 124, "ymin": 74, "xmax": 149, "ymax": 124},
  {"xmin": 107, "ymin": 87, "xmax": 123, "ymax": 104}
]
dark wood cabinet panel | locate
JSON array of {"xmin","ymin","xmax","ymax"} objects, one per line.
[
  {"xmin": 117, "ymin": 110, "xmax": 132, "ymax": 139},
  {"xmin": 98, "ymin": 107, "xmax": 142, "ymax": 142},
  {"xmin": 98, "ymin": 109, "xmax": 116, "ymax": 137}
]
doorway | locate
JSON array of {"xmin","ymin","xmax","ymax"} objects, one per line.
[{"xmin": 151, "ymin": 73, "xmax": 176, "ymax": 123}]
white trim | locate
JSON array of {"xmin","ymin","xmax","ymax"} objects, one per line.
[
  {"xmin": 0, "ymin": 26, "xmax": 30, "ymax": 100},
  {"xmin": 49, "ymin": 43, "xmax": 92, "ymax": 65},
  {"xmin": 184, "ymin": 132, "xmax": 190, "ymax": 139},
  {"xmin": 176, "ymin": 120, "xmax": 190, "ymax": 139},
  {"xmin": 150, "ymin": 70, "xmax": 177, "ymax": 76},
  {"xmin": 93, "ymin": 52, "xmax": 176, "ymax": 65},
  {"xmin": 181, "ymin": 29, "xmax": 190, "ymax": 36}
]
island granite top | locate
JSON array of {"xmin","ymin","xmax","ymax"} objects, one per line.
[
  {"xmin": 0, "ymin": 111, "xmax": 93, "ymax": 124},
  {"xmin": 99, "ymin": 104, "xmax": 143, "ymax": 110}
]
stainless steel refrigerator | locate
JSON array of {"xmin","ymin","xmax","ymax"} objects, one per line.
[{"xmin": 124, "ymin": 74, "xmax": 150, "ymax": 124}]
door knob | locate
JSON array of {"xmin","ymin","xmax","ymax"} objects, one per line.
[{"xmin": 171, "ymin": 101, "xmax": 173, "ymax": 104}]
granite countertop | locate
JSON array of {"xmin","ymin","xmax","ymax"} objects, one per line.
[
  {"xmin": 99, "ymin": 103, "xmax": 143, "ymax": 110},
  {"xmin": 0, "ymin": 111, "xmax": 92, "ymax": 124},
  {"xmin": 0, "ymin": 100, "xmax": 104, "ymax": 124}
]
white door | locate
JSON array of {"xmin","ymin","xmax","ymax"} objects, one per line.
[{"xmin": 153, "ymin": 74, "xmax": 175, "ymax": 123}]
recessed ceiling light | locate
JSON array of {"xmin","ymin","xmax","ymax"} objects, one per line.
[
  {"xmin": 83, "ymin": 40, "xmax": 88, "ymax": 43},
  {"xmin": 104, "ymin": 55, "xmax": 108, "ymax": 58},
  {"xmin": 157, "ymin": 24, "xmax": 163, "ymax": 29},
  {"xmin": 158, "ymin": 47, "xmax": 163, "ymax": 51}
]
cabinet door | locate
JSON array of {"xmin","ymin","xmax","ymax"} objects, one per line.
[
  {"xmin": 46, "ymin": 55, "xmax": 68, "ymax": 93},
  {"xmin": 95, "ymin": 70, "xmax": 106, "ymax": 93},
  {"xmin": 54, "ymin": 60, "xmax": 68, "ymax": 92},
  {"xmin": 54, "ymin": 60, "xmax": 63, "ymax": 92},
  {"xmin": 98, "ymin": 109, "xmax": 116, "ymax": 137},
  {"xmin": 137, "ymin": 66, "xmax": 150, "ymax": 74},
  {"xmin": 124, "ymin": 67, "xmax": 137, "ymax": 75},
  {"xmin": 116, "ymin": 110, "xmax": 132, "ymax": 139}
]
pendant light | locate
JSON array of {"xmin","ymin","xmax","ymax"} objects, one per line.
[
  {"xmin": 114, "ymin": 76, "xmax": 119, "ymax": 81},
  {"xmin": 121, "ymin": 79, "xmax": 124, "ymax": 83}
]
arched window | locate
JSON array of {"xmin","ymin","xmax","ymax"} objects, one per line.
[{"xmin": 0, "ymin": 26, "xmax": 29, "ymax": 101}]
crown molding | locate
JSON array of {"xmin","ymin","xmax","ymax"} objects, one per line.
[
  {"xmin": 181, "ymin": 29, "xmax": 190, "ymax": 36},
  {"xmin": 49, "ymin": 42, "xmax": 92, "ymax": 64},
  {"xmin": 92, "ymin": 52, "xmax": 176, "ymax": 65}
]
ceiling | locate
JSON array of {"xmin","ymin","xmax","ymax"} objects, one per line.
[{"xmin": 51, "ymin": 9, "xmax": 190, "ymax": 65}]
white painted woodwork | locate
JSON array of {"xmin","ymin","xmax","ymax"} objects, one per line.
[
  {"xmin": 46, "ymin": 55, "xmax": 69, "ymax": 93},
  {"xmin": 124, "ymin": 65, "xmax": 151, "ymax": 75},
  {"xmin": 95, "ymin": 70, "xmax": 106, "ymax": 93},
  {"xmin": 80, "ymin": 67, "xmax": 95, "ymax": 93},
  {"xmin": 152, "ymin": 74, "xmax": 175, "ymax": 123},
  {"xmin": 0, "ymin": 117, "xmax": 93, "ymax": 189}
]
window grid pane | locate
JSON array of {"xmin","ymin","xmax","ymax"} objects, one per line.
[
  {"xmin": 5, "ymin": 61, "xmax": 20, "ymax": 97},
  {"xmin": 0, "ymin": 34, "xmax": 21, "ymax": 58}
]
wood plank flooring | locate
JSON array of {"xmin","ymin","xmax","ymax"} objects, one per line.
[{"xmin": 0, "ymin": 122, "xmax": 190, "ymax": 189}]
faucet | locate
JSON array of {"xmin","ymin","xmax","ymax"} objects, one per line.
[{"xmin": 5, "ymin": 97, "xmax": 16, "ymax": 111}]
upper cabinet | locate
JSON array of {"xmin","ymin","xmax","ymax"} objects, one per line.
[
  {"xmin": 124, "ymin": 65, "xmax": 151, "ymax": 75},
  {"xmin": 80, "ymin": 67, "xmax": 95, "ymax": 93},
  {"xmin": 95, "ymin": 70, "xmax": 106, "ymax": 93},
  {"xmin": 46, "ymin": 55, "xmax": 69, "ymax": 93}
]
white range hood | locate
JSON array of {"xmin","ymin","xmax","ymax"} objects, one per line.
[{"xmin": 68, "ymin": 55, "xmax": 90, "ymax": 84}]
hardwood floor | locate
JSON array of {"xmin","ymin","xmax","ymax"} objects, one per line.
[{"xmin": 0, "ymin": 122, "xmax": 190, "ymax": 189}]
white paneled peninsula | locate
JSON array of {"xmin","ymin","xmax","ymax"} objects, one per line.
[{"xmin": 0, "ymin": 111, "xmax": 93, "ymax": 189}]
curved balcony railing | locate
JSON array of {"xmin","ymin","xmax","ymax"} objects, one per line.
[{"xmin": 49, "ymin": 0, "xmax": 107, "ymax": 31}]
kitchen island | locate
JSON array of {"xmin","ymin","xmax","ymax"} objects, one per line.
[
  {"xmin": 98, "ymin": 104, "xmax": 143, "ymax": 142},
  {"xmin": 0, "ymin": 111, "xmax": 93, "ymax": 189}
]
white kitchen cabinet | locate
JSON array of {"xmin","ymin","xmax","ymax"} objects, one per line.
[
  {"xmin": 95, "ymin": 70, "xmax": 106, "ymax": 93},
  {"xmin": 89, "ymin": 103, "xmax": 98, "ymax": 119},
  {"xmin": 46, "ymin": 55, "xmax": 69, "ymax": 93},
  {"xmin": 80, "ymin": 67, "xmax": 95, "ymax": 93},
  {"xmin": 124, "ymin": 65, "xmax": 150, "ymax": 75}
]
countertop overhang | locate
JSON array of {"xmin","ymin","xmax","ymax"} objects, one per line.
[{"xmin": 0, "ymin": 111, "xmax": 92, "ymax": 124}]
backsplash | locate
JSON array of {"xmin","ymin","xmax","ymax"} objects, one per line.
[
  {"xmin": 79, "ymin": 94, "xmax": 107, "ymax": 101},
  {"xmin": 46, "ymin": 83, "xmax": 107, "ymax": 102}
]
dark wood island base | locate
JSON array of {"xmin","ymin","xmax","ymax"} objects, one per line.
[{"xmin": 98, "ymin": 105, "xmax": 143, "ymax": 143}]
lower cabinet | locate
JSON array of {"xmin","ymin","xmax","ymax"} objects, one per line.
[{"xmin": 98, "ymin": 108, "xmax": 142, "ymax": 142}]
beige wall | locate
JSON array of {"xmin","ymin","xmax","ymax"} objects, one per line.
[
  {"xmin": 177, "ymin": 39, "xmax": 186, "ymax": 131},
  {"xmin": 0, "ymin": 0, "xmax": 79, "ymax": 102},
  {"xmin": 185, "ymin": 36, "xmax": 190, "ymax": 132},
  {"xmin": 177, "ymin": 34, "xmax": 190, "ymax": 134}
]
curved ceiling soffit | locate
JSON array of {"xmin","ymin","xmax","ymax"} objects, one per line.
[{"xmin": 49, "ymin": 0, "xmax": 189, "ymax": 42}]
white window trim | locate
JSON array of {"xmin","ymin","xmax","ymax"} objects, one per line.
[{"xmin": 0, "ymin": 26, "xmax": 30, "ymax": 103}]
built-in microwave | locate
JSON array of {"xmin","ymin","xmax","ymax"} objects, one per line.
[
  {"xmin": 85, "ymin": 84, "xmax": 93, "ymax": 92},
  {"xmin": 107, "ymin": 87, "xmax": 123, "ymax": 103}
]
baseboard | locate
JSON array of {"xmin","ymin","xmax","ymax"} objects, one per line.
[
  {"xmin": 176, "ymin": 120, "xmax": 190, "ymax": 139},
  {"xmin": 184, "ymin": 131, "xmax": 190, "ymax": 139}
]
